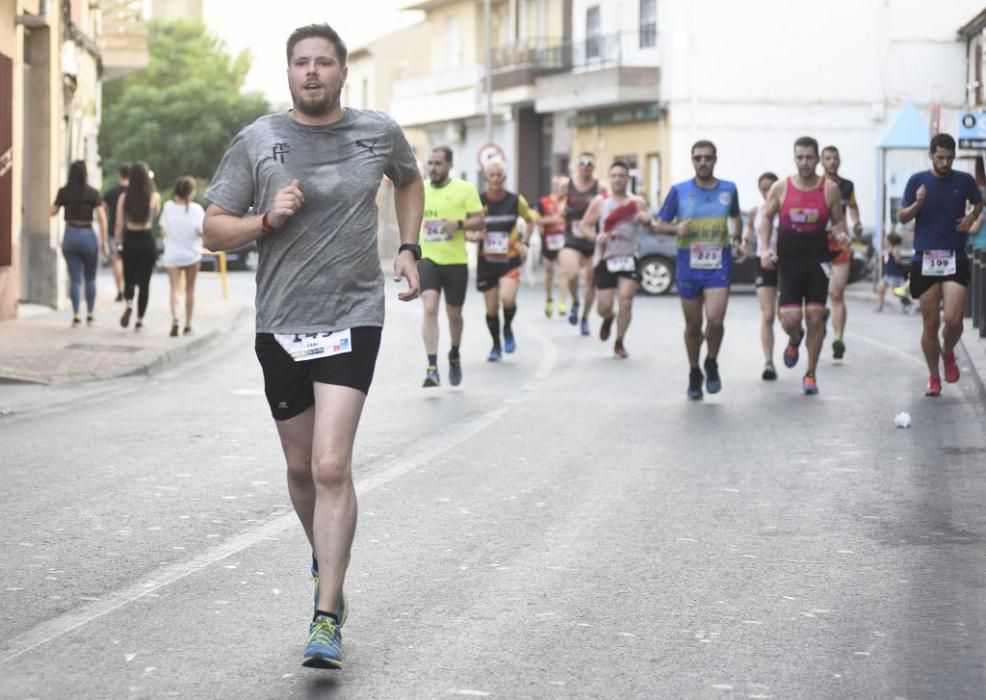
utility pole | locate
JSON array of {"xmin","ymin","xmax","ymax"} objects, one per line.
[{"xmin": 484, "ymin": 0, "xmax": 494, "ymax": 146}]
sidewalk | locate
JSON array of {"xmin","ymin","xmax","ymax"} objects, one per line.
[
  {"xmin": 844, "ymin": 280, "xmax": 986, "ymax": 400},
  {"xmin": 0, "ymin": 273, "xmax": 248, "ymax": 386}
]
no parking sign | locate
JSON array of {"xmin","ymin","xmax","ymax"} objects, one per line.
[
  {"xmin": 476, "ymin": 143, "xmax": 506, "ymax": 169},
  {"xmin": 958, "ymin": 111, "xmax": 986, "ymax": 148}
]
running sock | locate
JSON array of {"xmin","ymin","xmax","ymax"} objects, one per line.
[
  {"xmin": 503, "ymin": 305, "xmax": 517, "ymax": 332},
  {"xmin": 314, "ymin": 610, "xmax": 339, "ymax": 624},
  {"xmin": 427, "ymin": 354, "xmax": 437, "ymax": 367},
  {"xmin": 449, "ymin": 345, "xmax": 460, "ymax": 359},
  {"xmin": 486, "ymin": 315, "xmax": 501, "ymax": 347}
]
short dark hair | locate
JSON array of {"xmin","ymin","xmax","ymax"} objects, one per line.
[
  {"xmin": 887, "ymin": 231, "xmax": 903, "ymax": 246},
  {"xmin": 431, "ymin": 145, "xmax": 453, "ymax": 163},
  {"xmin": 929, "ymin": 133, "xmax": 956, "ymax": 153},
  {"xmin": 821, "ymin": 145, "xmax": 839, "ymax": 156},
  {"xmin": 286, "ymin": 23, "xmax": 348, "ymax": 66},
  {"xmin": 691, "ymin": 140, "xmax": 716, "ymax": 156},
  {"xmin": 610, "ymin": 160, "xmax": 631, "ymax": 173},
  {"xmin": 758, "ymin": 171, "xmax": 778, "ymax": 186},
  {"xmin": 118, "ymin": 163, "xmax": 131, "ymax": 179},
  {"xmin": 794, "ymin": 136, "xmax": 819, "ymax": 155}
]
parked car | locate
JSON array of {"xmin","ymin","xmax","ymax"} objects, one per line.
[{"xmin": 635, "ymin": 226, "xmax": 874, "ymax": 296}]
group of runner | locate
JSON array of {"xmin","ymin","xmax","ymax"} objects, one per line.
[
  {"xmin": 201, "ymin": 22, "xmax": 984, "ymax": 671},
  {"xmin": 415, "ymin": 133, "xmax": 983, "ymax": 401}
]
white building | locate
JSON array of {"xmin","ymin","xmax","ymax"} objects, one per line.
[{"xmin": 658, "ymin": 0, "xmax": 984, "ymax": 230}]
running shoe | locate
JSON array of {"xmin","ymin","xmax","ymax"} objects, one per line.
[
  {"xmin": 704, "ymin": 357, "xmax": 722, "ymax": 394},
  {"xmin": 311, "ymin": 561, "xmax": 348, "ymax": 627},
  {"xmin": 783, "ymin": 329, "xmax": 803, "ymax": 368},
  {"xmin": 448, "ymin": 354, "xmax": 462, "ymax": 386},
  {"xmin": 114, "ymin": 292, "xmax": 123, "ymax": 302},
  {"xmin": 942, "ymin": 351, "xmax": 960, "ymax": 383},
  {"xmin": 802, "ymin": 372, "xmax": 818, "ymax": 395},
  {"xmin": 86, "ymin": 315, "xmax": 95, "ymax": 327},
  {"xmin": 302, "ymin": 615, "xmax": 343, "ymax": 669},
  {"xmin": 687, "ymin": 368, "xmax": 704, "ymax": 400},
  {"xmin": 762, "ymin": 361, "xmax": 777, "ymax": 381},
  {"xmin": 568, "ymin": 302, "xmax": 580, "ymax": 325},
  {"xmin": 422, "ymin": 365, "xmax": 440, "ymax": 387},
  {"xmin": 600, "ymin": 316, "xmax": 614, "ymax": 341},
  {"xmin": 503, "ymin": 327, "xmax": 516, "ymax": 353},
  {"xmin": 558, "ymin": 301, "xmax": 567, "ymax": 317},
  {"xmin": 580, "ymin": 318, "xmax": 590, "ymax": 336},
  {"xmin": 71, "ymin": 317, "xmax": 81, "ymax": 327},
  {"xmin": 925, "ymin": 375, "xmax": 942, "ymax": 397},
  {"xmin": 120, "ymin": 307, "xmax": 132, "ymax": 329},
  {"xmin": 614, "ymin": 343, "xmax": 629, "ymax": 359},
  {"xmin": 832, "ymin": 338, "xmax": 845, "ymax": 360},
  {"xmin": 170, "ymin": 320, "xmax": 180, "ymax": 337},
  {"xmin": 544, "ymin": 299, "xmax": 553, "ymax": 318},
  {"xmin": 487, "ymin": 346, "xmax": 502, "ymax": 362}
]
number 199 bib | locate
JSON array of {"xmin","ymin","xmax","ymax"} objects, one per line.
[{"xmin": 921, "ymin": 249, "xmax": 956, "ymax": 277}]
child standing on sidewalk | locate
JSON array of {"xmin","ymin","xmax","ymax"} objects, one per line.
[{"xmin": 875, "ymin": 231, "xmax": 908, "ymax": 312}]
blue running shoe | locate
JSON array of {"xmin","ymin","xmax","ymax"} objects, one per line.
[
  {"xmin": 580, "ymin": 318, "xmax": 590, "ymax": 336},
  {"xmin": 487, "ymin": 346, "xmax": 502, "ymax": 362},
  {"xmin": 503, "ymin": 327, "xmax": 516, "ymax": 353},
  {"xmin": 311, "ymin": 561, "xmax": 348, "ymax": 627},
  {"xmin": 687, "ymin": 368, "xmax": 704, "ymax": 400},
  {"xmin": 302, "ymin": 615, "xmax": 343, "ymax": 669},
  {"xmin": 783, "ymin": 329, "xmax": 803, "ymax": 369},
  {"xmin": 704, "ymin": 357, "xmax": 721, "ymax": 394},
  {"xmin": 568, "ymin": 302, "xmax": 580, "ymax": 325}
]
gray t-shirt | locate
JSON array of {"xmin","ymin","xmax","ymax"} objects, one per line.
[{"xmin": 205, "ymin": 109, "xmax": 419, "ymax": 333}]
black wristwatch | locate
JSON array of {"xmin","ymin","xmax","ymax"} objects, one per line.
[{"xmin": 398, "ymin": 243, "xmax": 421, "ymax": 261}]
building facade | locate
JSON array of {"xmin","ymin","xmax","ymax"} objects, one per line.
[{"xmin": 0, "ymin": 0, "xmax": 146, "ymax": 321}]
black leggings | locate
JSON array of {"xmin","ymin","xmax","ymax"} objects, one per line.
[{"xmin": 122, "ymin": 229, "xmax": 157, "ymax": 318}]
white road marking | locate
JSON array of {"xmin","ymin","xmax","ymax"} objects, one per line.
[
  {"xmin": 845, "ymin": 331, "xmax": 924, "ymax": 368},
  {"xmin": 0, "ymin": 397, "xmax": 530, "ymax": 666}
]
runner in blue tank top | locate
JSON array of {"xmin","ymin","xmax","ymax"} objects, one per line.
[{"xmin": 655, "ymin": 140, "xmax": 743, "ymax": 400}]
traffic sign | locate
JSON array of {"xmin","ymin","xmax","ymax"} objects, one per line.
[{"xmin": 477, "ymin": 143, "xmax": 506, "ymax": 168}]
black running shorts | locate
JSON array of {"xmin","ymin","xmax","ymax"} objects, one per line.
[
  {"xmin": 908, "ymin": 255, "xmax": 970, "ymax": 300},
  {"xmin": 418, "ymin": 259, "xmax": 468, "ymax": 307},
  {"xmin": 755, "ymin": 257, "xmax": 778, "ymax": 288},
  {"xmin": 254, "ymin": 327, "xmax": 382, "ymax": 421},
  {"xmin": 778, "ymin": 260, "xmax": 828, "ymax": 310},
  {"xmin": 563, "ymin": 237, "xmax": 595, "ymax": 257},
  {"xmin": 593, "ymin": 259, "xmax": 640, "ymax": 290},
  {"xmin": 476, "ymin": 257, "xmax": 521, "ymax": 292}
]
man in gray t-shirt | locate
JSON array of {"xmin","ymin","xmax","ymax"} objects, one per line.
[{"xmin": 203, "ymin": 22, "xmax": 424, "ymax": 671}]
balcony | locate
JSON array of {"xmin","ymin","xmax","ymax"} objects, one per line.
[
  {"xmin": 100, "ymin": 0, "xmax": 149, "ymax": 80},
  {"xmin": 390, "ymin": 65, "xmax": 485, "ymax": 127},
  {"xmin": 490, "ymin": 37, "xmax": 569, "ymax": 92},
  {"xmin": 534, "ymin": 31, "xmax": 659, "ymax": 113}
]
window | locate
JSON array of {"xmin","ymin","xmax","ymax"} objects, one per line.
[
  {"xmin": 640, "ymin": 0, "xmax": 657, "ymax": 49},
  {"xmin": 647, "ymin": 153, "xmax": 661, "ymax": 208},
  {"xmin": 585, "ymin": 6, "xmax": 601, "ymax": 60},
  {"xmin": 444, "ymin": 16, "xmax": 460, "ymax": 68}
]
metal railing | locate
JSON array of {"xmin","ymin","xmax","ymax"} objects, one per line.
[
  {"xmin": 968, "ymin": 248, "xmax": 986, "ymax": 336},
  {"xmin": 491, "ymin": 31, "xmax": 658, "ymax": 74}
]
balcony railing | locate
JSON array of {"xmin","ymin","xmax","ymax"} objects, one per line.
[{"xmin": 491, "ymin": 37, "xmax": 569, "ymax": 74}]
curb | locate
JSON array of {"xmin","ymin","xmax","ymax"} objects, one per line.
[{"xmin": 959, "ymin": 336, "xmax": 986, "ymax": 403}]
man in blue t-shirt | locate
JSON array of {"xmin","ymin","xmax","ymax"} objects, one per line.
[
  {"xmin": 654, "ymin": 140, "xmax": 743, "ymax": 400},
  {"xmin": 898, "ymin": 132, "xmax": 983, "ymax": 397}
]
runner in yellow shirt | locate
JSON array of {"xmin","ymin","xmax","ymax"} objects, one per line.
[{"xmin": 419, "ymin": 146, "xmax": 485, "ymax": 387}]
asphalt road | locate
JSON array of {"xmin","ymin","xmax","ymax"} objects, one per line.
[{"xmin": 2, "ymin": 273, "xmax": 985, "ymax": 699}]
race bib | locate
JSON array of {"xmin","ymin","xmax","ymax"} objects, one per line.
[
  {"xmin": 819, "ymin": 262, "xmax": 833, "ymax": 279},
  {"xmin": 422, "ymin": 219, "xmax": 451, "ymax": 242},
  {"xmin": 922, "ymin": 249, "xmax": 956, "ymax": 277},
  {"xmin": 484, "ymin": 231, "xmax": 510, "ymax": 255},
  {"xmin": 570, "ymin": 218, "xmax": 584, "ymax": 238},
  {"xmin": 606, "ymin": 255, "xmax": 636, "ymax": 273},
  {"xmin": 689, "ymin": 242, "xmax": 723, "ymax": 270},
  {"xmin": 545, "ymin": 233, "xmax": 565, "ymax": 251},
  {"xmin": 274, "ymin": 329, "xmax": 352, "ymax": 363}
]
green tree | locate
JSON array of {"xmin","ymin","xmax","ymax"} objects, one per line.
[{"xmin": 100, "ymin": 19, "xmax": 270, "ymax": 191}]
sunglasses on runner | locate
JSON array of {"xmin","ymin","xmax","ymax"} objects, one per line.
[{"xmin": 579, "ymin": 158, "xmax": 595, "ymax": 166}]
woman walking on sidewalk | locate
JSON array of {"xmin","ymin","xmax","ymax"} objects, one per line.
[
  {"xmin": 115, "ymin": 161, "xmax": 161, "ymax": 332},
  {"xmin": 50, "ymin": 161, "xmax": 109, "ymax": 326},
  {"xmin": 160, "ymin": 176, "xmax": 205, "ymax": 336}
]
